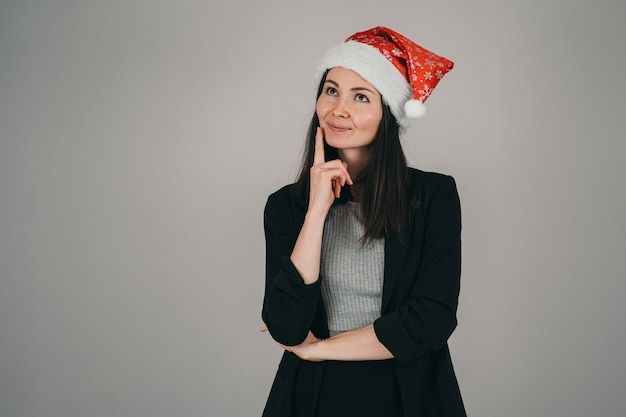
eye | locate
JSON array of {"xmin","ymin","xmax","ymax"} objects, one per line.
[
  {"xmin": 355, "ymin": 93, "xmax": 370, "ymax": 102},
  {"xmin": 326, "ymin": 87, "xmax": 338, "ymax": 96}
]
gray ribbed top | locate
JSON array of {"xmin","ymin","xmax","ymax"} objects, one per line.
[{"xmin": 320, "ymin": 202, "xmax": 385, "ymax": 336}]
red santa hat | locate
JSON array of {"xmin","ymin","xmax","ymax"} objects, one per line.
[{"xmin": 315, "ymin": 26, "xmax": 454, "ymax": 132}]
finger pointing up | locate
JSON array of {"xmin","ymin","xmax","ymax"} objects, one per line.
[{"xmin": 313, "ymin": 127, "xmax": 325, "ymax": 166}]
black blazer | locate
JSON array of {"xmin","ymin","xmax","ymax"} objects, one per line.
[{"xmin": 262, "ymin": 168, "xmax": 466, "ymax": 417}]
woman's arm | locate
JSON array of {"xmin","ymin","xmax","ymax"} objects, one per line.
[
  {"xmin": 261, "ymin": 192, "xmax": 323, "ymax": 346},
  {"xmin": 276, "ymin": 325, "xmax": 393, "ymax": 362},
  {"xmin": 290, "ymin": 127, "xmax": 352, "ymax": 283},
  {"xmin": 262, "ymin": 128, "xmax": 352, "ymax": 345}
]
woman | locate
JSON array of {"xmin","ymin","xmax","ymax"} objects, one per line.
[{"xmin": 261, "ymin": 26, "xmax": 466, "ymax": 417}]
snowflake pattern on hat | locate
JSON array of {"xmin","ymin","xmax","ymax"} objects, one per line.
[{"xmin": 348, "ymin": 26, "xmax": 454, "ymax": 106}]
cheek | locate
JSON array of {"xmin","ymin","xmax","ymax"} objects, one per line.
[
  {"xmin": 315, "ymin": 100, "xmax": 328, "ymax": 119},
  {"xmin": 361, "ymin": 111, "xmax": 382, "ymax": 130}
]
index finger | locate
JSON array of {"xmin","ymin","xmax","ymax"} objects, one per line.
[{"xmin": 313, "ymin": 126, "xmax": 325, "ymax": 166}]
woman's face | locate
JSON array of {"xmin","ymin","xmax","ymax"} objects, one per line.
[{"xmin": 316, "ymin": 67, "xmax": 383, "ymax": 158}]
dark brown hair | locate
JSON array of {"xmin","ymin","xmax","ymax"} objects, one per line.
[{"xmin": 294, "ymin": 71, "xmax": 418, "ymax": 243}]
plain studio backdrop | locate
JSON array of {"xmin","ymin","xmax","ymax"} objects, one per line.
[{"xmin": 1, "ymin": 1, "xmax": 625, "ymax": 416}]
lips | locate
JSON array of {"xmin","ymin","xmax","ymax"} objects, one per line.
[{"xmin": 327, "ymin": 122, "xmax": 351, "ymax": 133}]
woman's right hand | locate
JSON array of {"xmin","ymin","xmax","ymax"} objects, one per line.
[
  {"xmin": 289, "ymin": 127, "xmax": 352, "ymax": 284},
  {"xmin": 308, "ymin": 127, "xmax": 353, "ymax": 215}
]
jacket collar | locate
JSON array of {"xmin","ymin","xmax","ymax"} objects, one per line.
[{"xmin": 381, "ymin": 211, "xmax": 415, "ymax": 312}]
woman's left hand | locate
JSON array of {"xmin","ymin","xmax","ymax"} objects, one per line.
[{"xmin": 261, "ymin": 326, "xmax": 324, "ymax": 362}]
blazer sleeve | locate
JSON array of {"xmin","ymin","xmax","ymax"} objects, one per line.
[
  {"xmin": 261, "ymin": 188, "xmax": 323, "ymax": 346},
  {"xmin": 374, "ymin": 175, "xmax": 462, "ymax": 364}
]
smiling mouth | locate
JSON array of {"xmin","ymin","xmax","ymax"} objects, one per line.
[{"xmin": 327, "ymin": 123, "xmax": 351, "ymax": 132}]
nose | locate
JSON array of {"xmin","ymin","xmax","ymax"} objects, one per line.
[{"xmin": 331, "ymin": 98, "xmax": 350, "ymax": 118}]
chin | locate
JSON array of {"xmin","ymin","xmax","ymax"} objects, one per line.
[{"xmin": 325, "ymin": 139, "xmax": 352, "ymax": 150}]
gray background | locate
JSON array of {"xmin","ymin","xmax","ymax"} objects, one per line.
[{"xmin": 1, "ymin": 0, "xmax": 625, "ymax": 416}]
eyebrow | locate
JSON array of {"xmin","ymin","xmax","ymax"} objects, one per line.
[{"xmin": 324, "ymin": 79, "xmax": 378, "ymax": 95}]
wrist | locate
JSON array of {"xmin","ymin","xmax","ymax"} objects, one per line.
[
  {"xmin": 305, "ymin": 206, "xmax": 329, "ymax": 221},
  {"xmin": 308, "ymin": 338, "xmax": 326, "ymax": 362}
]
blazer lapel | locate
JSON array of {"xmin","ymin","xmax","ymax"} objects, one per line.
[{"xmin": 381, "ymin": 212, "xmax": 415, "ymax": 313}]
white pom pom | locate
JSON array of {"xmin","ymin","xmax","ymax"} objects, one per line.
[{"xmin": 404, "ymin": 99, "xmax": 426, "ymax": 118}]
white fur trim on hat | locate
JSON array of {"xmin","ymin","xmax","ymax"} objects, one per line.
[{"xmin": 314, "ymin": 41, "xmax": 413, "ymax": 132}]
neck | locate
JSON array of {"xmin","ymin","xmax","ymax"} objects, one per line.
[{"xmin": 338, "ymin": 148, "xmax": 369, "ymax": 179}]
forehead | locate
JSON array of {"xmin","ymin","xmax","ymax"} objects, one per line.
[{"xmin": 326, "ymin": 67, "xmax": 381, "ymax": 94}]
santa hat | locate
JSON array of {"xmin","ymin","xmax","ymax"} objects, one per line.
[{"xmin": 315, "ymin": 26, "xmax": 454, "ymax": 131}]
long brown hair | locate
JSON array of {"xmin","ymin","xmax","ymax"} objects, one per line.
[{"xmin": 294, "ymin": 71, "xmax": 418, "ymax": 243}]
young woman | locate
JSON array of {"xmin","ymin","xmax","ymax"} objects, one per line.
[{"xmin": 261, "ymin": 26, "xmax": 466, "ymax": 417}]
